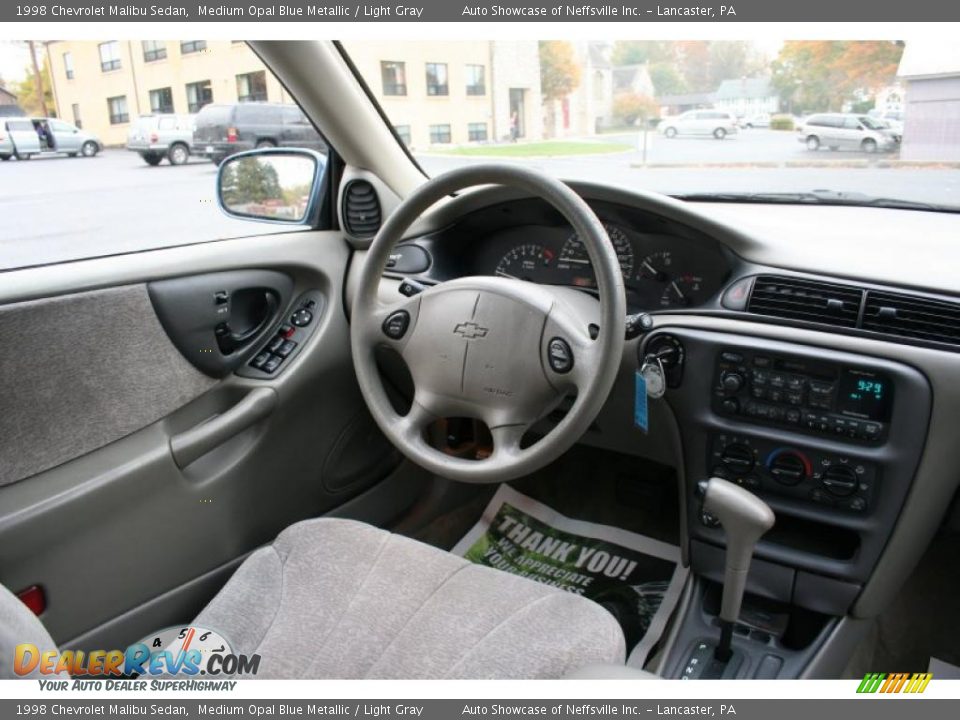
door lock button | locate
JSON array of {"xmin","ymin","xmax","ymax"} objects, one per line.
[{"xmin": 382, "ymin": 311, "xmax": 410, "ymax": 340}]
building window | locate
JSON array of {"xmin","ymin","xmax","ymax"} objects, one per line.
[
  {"xmin": 142, "ymin": 41, "xmax": 167, "ymax": 63},
  {"xmin": 393, "ymin": 125, "xmax": 411, "ymax": 146},
  {"xmin": 236, "ymin": 71, "xmax": 268, "ymax": 102},
  {"xmin": 466, "ymin": 65, "xmax": 486, "ymax": 96},
  {"xmin": 98, "ymin": 42, "xmax": 122, "ymax": 73},
  {"xmin": 380, "ymin": 61, "xmax": 407, "ymax": 96},
  {"xmin": 425, "ymin": 63, "xmax": 448, "ymax": 96},
  {"xmin": 180, "ymin": 41, "xmax": 207, "ymax": 55},
  {"xmin": 468, "ymin": 122, "xmax": 488, "ymax": 142},
  {"xmin": 429, "ymin": 124, "xmax": 451, "ymax": 144},
  {"xmin": 63, "ymin": 52, "xmax": 74, "ymax": 80},
  {"xmin": 107, "ymin": 96, "xmax": 129, "ymax": 125},
  {"xmin": 149, "ymin": 87, "xmax": 174, "ymax": 114},
  {"xmin": 71, "ymin": 103, "xmax": 82, "ymax": 129},
  {"xmin": 185, "ymin": 80, "xmax": 213, "ymax": 113}
]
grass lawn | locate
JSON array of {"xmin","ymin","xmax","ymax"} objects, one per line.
[{"xmin": 436, "ymin": 140, "xmax": 633, "ymax": 158}]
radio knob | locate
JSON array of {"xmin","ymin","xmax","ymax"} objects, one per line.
[
  {"xmin": 721, "ymin": 372, "xmax": 745, "ymax": 393},
  {"xmin": 721, "ymin": 398, "xmax": 740, "ymax": 414}
]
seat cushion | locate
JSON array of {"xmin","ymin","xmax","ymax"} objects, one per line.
[
  {"xmin": 195, "ymin": 518, "xmax": 626, "ymax": 679},
  {"xmin": 0, "ymin": 583, "xmax": 63, "ymax": 679}
]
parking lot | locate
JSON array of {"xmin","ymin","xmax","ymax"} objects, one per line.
[{"xmin": 2, "ymin": 133, "xmax": 957, "ymax": 271}]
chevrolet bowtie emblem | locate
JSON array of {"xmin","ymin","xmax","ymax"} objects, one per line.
[{"xmin": 453, "ymin": 321, "xmax": 489, "ymax": 339}]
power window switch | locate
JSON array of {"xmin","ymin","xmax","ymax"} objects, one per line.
[
  {"xmin": 262, "ymin": 355, "xmax": 283, "ymax": 374},
  {"xmin": 267, "ymin": 336, "xmax": 285, "ymax": 353},
  {"xmin": 250, "ymin": 352, "xmax": 270, "ymax": 370},
  {"xmin": 276, "ymin": 340, "xmax": 297, "ymax": 358}
]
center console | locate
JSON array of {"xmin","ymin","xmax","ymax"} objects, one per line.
[{"xmin": 639, "ymin": 327, "xmax": 932, "ymax": 678}]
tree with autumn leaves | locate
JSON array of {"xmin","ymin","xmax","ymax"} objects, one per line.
[{"xmin": 772, "ymin": 41, "xmax": 904, "ymax": 114}]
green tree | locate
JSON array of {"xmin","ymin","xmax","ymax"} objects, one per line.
[
  {"xmin": 772, "ymin": 41, "xmax": 903, "ymax": 114},
  {"xmin": 649, "ymin": 63, "xmax": 687, "ymax": 96},
  {"xmin": 611, "ymin": 41, "xmax": 672, "ymax": 67},
  {"xmin": 539, "ymin": 41, "xmax": 581, "ymax": 102},
  {"xmin": 612, "ymin": 93, "xmax": 660, "ymax": 126},
  {"xmin": 221, "ymin": 159, "xmax": 282, "ymax": 207},
  {"xmin": 13, "ymin": 57, "xmax": 54, "ymax": 117}
]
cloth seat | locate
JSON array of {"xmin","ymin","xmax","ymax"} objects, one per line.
[
  {"xmin": 194, "ymin": 518, "xmax": 626, "ymax": 678},
  {"xmin": 0, "ymin": 519, "xmax": 626, "ymax": 679}
]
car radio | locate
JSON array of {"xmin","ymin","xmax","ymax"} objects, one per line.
[{"xmin": 712, "ymin": 349, "xmax": 892, "ymax": 444}]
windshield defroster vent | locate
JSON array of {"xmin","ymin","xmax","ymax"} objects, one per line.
[
  {"xmin": 342, "ymin": 180, "xmax": 382, "ymax": 238},
  {"xmin": 862, "ymin": 291, "xmax": 960, "ymax": 346},
  {"xmin": 747, "ymin": 275, "xmax": 863, "ymax": 328}
]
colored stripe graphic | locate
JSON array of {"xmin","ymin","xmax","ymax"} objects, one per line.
[{"xmin": 858, "ymin": 672, "xmax": 932, "ymax": 694}]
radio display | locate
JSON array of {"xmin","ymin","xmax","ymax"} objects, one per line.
[{"xmin": 837, "ymin": 370, "xmax": 892, "ymax": 420}]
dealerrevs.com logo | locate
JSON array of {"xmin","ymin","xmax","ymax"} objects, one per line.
[{"xmin": 15, "ymin": 625, "xmax": 260, "ymax": 680}]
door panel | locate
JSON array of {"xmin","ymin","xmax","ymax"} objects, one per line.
[
  {"xmin": 0, "ymin": 230, "xmax": 399, "ymax": 647},
  {"xmin": 0, "ymin": 284, "xmax": 215, "ymax": 487}
]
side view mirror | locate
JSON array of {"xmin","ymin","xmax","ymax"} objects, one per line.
[{"xmin": 217, "ymin": 148, "xmax": 325, "ymax": 225}]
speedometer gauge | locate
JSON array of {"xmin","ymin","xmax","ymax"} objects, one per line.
[{"xmin": 558, "ymin": 223, "xmax": 634, "ymax": 286}]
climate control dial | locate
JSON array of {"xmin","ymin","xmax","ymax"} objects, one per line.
[{"xmin": 766, "ymin": 449, "xmax": 812, "ymax": 487}]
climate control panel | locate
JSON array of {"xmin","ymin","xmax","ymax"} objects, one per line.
[
  {"xmin": 707, "ymin": 433, "xmax": 877, "ymax": 515},
  {"xmin": 712, "ymin": 349, "xmax": 892, "ymax": 444}
]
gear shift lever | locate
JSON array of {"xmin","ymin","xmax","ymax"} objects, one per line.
[{"xmin": 698, "ymin": 477, "xmax": 775, "ymax": 663}]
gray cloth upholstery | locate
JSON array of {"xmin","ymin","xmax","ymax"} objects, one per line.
[
  {"xmin": 0, "ymin": 584, "xmax": 64, "ymax": 679},
  {"xmin": 195, "ymin": 518, "xmax": 626, "ymax": 678},
  {"xmin": 0, "ymin": 284, "xmax": 214, "ymax": 486}
]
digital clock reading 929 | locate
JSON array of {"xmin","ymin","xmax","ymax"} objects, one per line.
[{"xmin": 837, "ymin": 370, "xmax": 893, "ymax": 421}]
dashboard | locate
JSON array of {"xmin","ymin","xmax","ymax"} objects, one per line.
[
  {"xmin": 387, "ymin": 198, "xmax": 732, "ymax": 314},
  {"xmin": 363, "ymin": 178, "xmax": 960, "ymax": 645}
]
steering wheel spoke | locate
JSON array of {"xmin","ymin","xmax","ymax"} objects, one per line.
[{"xmin": 489, "ymin": 423, "xmax": 531, "ymax": 463}]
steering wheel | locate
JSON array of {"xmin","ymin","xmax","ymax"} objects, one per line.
[{"xmin": 351, "ymin": 165, "xmax": 626, "ymax": 483}]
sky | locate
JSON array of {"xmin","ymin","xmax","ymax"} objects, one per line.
[{"xmin": 0, "ymin": 41, "xmax": 31, "ymax": 86}]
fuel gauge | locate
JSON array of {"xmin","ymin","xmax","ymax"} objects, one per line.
[{"xmin": 659, "ymin": 272, "xmax": 705, "ymax": 308}]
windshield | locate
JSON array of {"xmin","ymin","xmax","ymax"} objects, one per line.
[{"xmin": 342, "ymin": 40, "xmax": 960, "ymax": 210}]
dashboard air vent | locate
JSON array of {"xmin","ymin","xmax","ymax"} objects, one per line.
[
  {"xmin": 748, "ymin": 275, "xmax": 862, "ymax": 328},
  {"xmin": 342, "ymin": 180, "xmax": 381, "ymax": 238},
  {"xmin": 862, "ymin": 291, "xmax": 960, "ymax": 346}
]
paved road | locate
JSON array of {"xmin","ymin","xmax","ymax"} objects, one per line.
[{"xmin": 2, "ymin": 139, "xmax": 957, "ymax": 272}]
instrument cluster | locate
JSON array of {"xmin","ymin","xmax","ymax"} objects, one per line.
[{"xmin": 484, "ymin": 220, "xmax": 727, "ymax": 312}]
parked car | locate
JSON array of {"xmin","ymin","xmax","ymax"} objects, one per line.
[
  {"xmin": 0, "ymin": 117, "xmax": 100, "ymax": 160},
  {"xmin": 797, "ymin": 113, "xmax": 899, "ymax": 153},
  {"xmin": 741, "ymin": 112, "xmax": 771, "ymax": 129},
  {"xmin": 127, "ymin": 113, "xmax": 195, "ymax": 166},
  {"xmin": 658, "ymin": 110, "xmax": 739, "ymax": 139},
  {"xmin": 191, "ymin": 102, "xmax": 327, "ymax": 165}
]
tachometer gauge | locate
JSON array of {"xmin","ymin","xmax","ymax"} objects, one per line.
[
  {"xmin": 558, "ymin": 223, "xmax": 634, "ymax": 286},
  {"xmin": 659, "ymin": 273, "xmax": 705, "ymax": 308},
  {"xmin": 495, "ymin": 243, "xmax": 555, "ymax": 282}
]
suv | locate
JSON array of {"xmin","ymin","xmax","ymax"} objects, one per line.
[
  {"xmin": 0, "ymin": 117, "xmax": 100, "ymax": 160},
  {"xmin": 797, "ymin": 113, "xmax": 899, "ymax": 153},
  {"xmin": 126, "ymin": 113, "xmax": 195, "ymax": 166},
  {"xmin": 191, "ymin": 102, "xmax": 326, "ymax": 165},
  {"xmin": 658, "ymin": 110, "xmax": 739, "ymax": 139}
]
